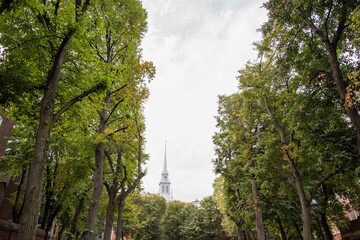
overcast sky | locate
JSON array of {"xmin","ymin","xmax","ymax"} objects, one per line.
[{"xmin": 140, "ymin": 0, "xmax": 268, "ymax": 202}]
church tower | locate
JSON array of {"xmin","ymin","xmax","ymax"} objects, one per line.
[{"xmin": 159, "ymin": 144, "xmax": 173, "ymax": 202}]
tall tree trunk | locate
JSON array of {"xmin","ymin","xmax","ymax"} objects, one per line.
[
  {"xmin": 250, "ymin": 173, "xmax": 265, "ymax": 240},
  {"xmin": 18, "ymin": 31, "xmax": 73, "ymax": 240},
  {"xmin": 57, "ymin": 224, "xmax": 66, "ymax": 240},
  {"xmin": 326, "ymin": 44, "xmax": 360, "ymax": 157},
  {"xmin": 80, "ymin": 90, "xmax": 111, "ymax": 240},
  {"xmin": 12, "ymin": 170, "xmax": 27, "ymax": 223},
  {"xmin": 237, "ymin": 222, "xmax": 243, "ymax": 240},
  {"xmin": 115, "ymin": 198, "xmax": 126, "ymax": 240},
  {"xmin": 320, "ymin": 184, "xmax": 333, "ymax": 240},
  {"xmin": 264, "ymin": 96, "xmax": 312, "ymax": 240},
  {"xmin": 320, "ymin": 212, "xmax": 333, "ymax": 240},
  {"xmin": 275, "ymin": 217, "xmax": 287, "ymax": 240},
  {"xmin": 68, "ymin": 196, "xmax": 85, "ymax": 240},
  {"xmin": 103, "ymin": 189, "xmax": 117, "ymax": 240},
  {"xmin": 289, "ymin": 157, "xmax": 312, "ymax": 240}
]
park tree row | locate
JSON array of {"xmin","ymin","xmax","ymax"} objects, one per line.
[
  {"xmin": 213, "ymin": 1, "xmax": 360, "ymax": 240},
  {"xmin": 120, "ymin": 193, "xmax": 223, "ymax": 240},
  {"xmin": 0, "ymin": 0, "xmax": 154, "ymax": 240}
]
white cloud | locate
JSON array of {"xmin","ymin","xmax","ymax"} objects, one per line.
[{"xmin": 141, "ymin": 0, "xmax": 267, "ymax": 202}]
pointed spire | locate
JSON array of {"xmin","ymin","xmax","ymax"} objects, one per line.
[{"xmin": 162, "ymin": 140, "xmax": 168, "ymax": 174}]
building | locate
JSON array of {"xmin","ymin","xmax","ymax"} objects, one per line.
[{"xmin": 158, "ymin": 145, "xmax": 174, "ymax": 202}]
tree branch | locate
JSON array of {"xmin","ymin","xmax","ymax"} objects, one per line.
[
  {"xmin": 105, "ymin": 151, "xmax": 115, "ymax": 173},
  {"xmin": 110, "ymin": 84, "xmax": 127, "ymax": 96},
  {"xmin": 52, "ymin": 83, "xmax": 105, "ymax": 124},
  {"xmin": 105, "ymin": 99, "xmax": 124, "ymax": 124},
  {"xmin": 309, "ymin": 171, "xmax": 339, "ymax": 203},
  {"xmin": 106, "ymin": 127, "xmax": 128, "ymax": 137},
  {"xmin": 295, "ymin": 7, "xmax": 329, "ymax": 43}
]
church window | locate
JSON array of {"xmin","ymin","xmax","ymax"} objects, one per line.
[
  {"xmin": 162, "ymin": 185, "xmax": 165, "ymax": 193},
  {"xmin": 166, "ymin": 186, "xmax": 169, "ymax": 193}
]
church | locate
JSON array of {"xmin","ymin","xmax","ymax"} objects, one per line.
[{"xmin": 158, "ymin": 145, "xmax": 174, "ymax": 202}]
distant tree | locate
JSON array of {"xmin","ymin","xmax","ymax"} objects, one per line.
[
  {"xmin": 163, "ymin": 201, "xmax": 188, "ymax": 240},
  {"xmin": 129, "ymin": 193, "xmax": 167, "ymax": 240},
  {"xmin": 198, "ymin": 196, "xmax": 223, "ymax": 240}
]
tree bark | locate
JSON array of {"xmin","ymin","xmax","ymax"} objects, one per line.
[
  {"xmin": 250, "ymin": 173, "xmax": 265, "ymax": 240},
  {"xmin": 237, "ymin": 222, "xmax": 244, "ymax": 240},
  {"xmin": 326, "ymin": 44, "xmax": 360, "ymax": 157},
  {"xmin": 115, "ymin": 198, "xmax": 126, "ymax": 240},
  {"xmin": 320, "ymin": 212, "xmax": 334, "ymax": 240},
  {"xmin": 57, "ymin": 224, "xmax": 66, "ymax": 240},
  {"xmin": 289, "ymin": 159, "xmax": 312, "ymax": 240},
  {"xmin": 275, "ymin": 217, "xmax": 287, "ymax": 240},
  {"xmin": 80, "ymin": 90, "xmax": 111, "ymax": 240},
  {"xmin": 103, "ymin": 188, "xmax": 118, "ymax": 240},
  {"xmin": 68, "ymin": 196, "xmax": 85, "ymax": 240}
]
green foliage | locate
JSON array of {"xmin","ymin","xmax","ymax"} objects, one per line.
[
  {"xmin": 213, "ymin": 1, "xmax": 360, "ymax": 236},
  {"xmin": 127, "ymin": 193, "xmax": 167, "ymax": 240}
]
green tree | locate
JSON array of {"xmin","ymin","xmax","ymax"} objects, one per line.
[
  {"xmin": 163, "ymin": 201, "xmax": 187, "ymax": 240},
  {"xmin": 0, "ymin": 1, "xmax": 108, "ymax": 238},
  {"xmin": 198, "ymin": 196, "xmax": 223, "ymax": 240},
  {"xmin": 130, "ymin": 193, "xmax": 166, "ymax": 240},
  {"xmin": 262, "ymin": 0, "xmax": 360, "ymax": 157}
]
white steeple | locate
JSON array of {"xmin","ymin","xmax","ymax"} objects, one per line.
[{"xmin": 159, "ymin": 142, "xmax": 173, "ymax": 202}]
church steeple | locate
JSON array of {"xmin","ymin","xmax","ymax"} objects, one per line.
[
  {"xmin": 159, "ymin": 142, "xmax": 173, "ymax": 202},
  {"xmin": 162, "ymin": 144, "xmax": 168, "ymax": 174}
]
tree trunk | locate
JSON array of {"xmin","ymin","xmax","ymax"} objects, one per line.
[
  {"xmin": 103, "ymin": 189, "xmax": 117, "ymax": 240},
  {"xmin": 18, "ymin": 31, "xmax": 73, "ymax": 240},
  {"xmin": 320, "ymin": 212, "xmax": 333, "ymax": 240},
  {"xmin": 68, "ymin": 196, "xmax": 85, "ymax": 240},
  {"xmin": 326, "ymin": 44, "xmax": 360, "ymax": 157},
  {"xmin": 12, "ymin": 170, "xmax": 27, "ymax": 223},
  {"xmin": 237, "ymin": 222, "xmax": 243, "ymax": 240},
  {"xmin": 115, "ymin": 198, "xmax": 126, "ymax": 240},
  {"xmin": 57, "ymin": 224, "xmax": 66, "ymax": 240},
  {"xmin": 250, "ymin": 173, "xmax": 265, "ymax": 240},
  {"xmin": 265, "ymin": 100, "xmax": 312, "ymax": 240},
  {"xmin": 289, "ymin": 159, "xmax": 312, "ymax": 240},
  {"xmin": 80, "ymin": 90, "xmax": 111, "ymax": 240},
  {"xmin": 276, "ymin": 217, "xmax": 287, "ymax": 240}
]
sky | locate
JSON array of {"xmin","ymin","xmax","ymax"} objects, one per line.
[{"xmin": 140, "ymin": 0, "xmax": 268, "ymax": 202}]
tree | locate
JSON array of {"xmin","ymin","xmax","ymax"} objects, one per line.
[
  {"xmin": 0, "ymin": 0, "xmax": 111, "ymax": 238},
  {"xmin": 77, "ymin": 1, "xmax": 150, "ymax": 238},
  {"xmin": 129, "ymin": 193, "xmax": 166, "ymax": 240},
  {"xmin": 262, "ymin": 0, "xmax": 360, "ymax": 157},
  {"xmin": 198, "ymin": 196, "xmax": 223, "ymax": 240}
]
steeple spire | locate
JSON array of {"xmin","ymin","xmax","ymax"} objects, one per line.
[{"xmin": 162, "ymin": 141, "xmax": 168, "ymax": 174}]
